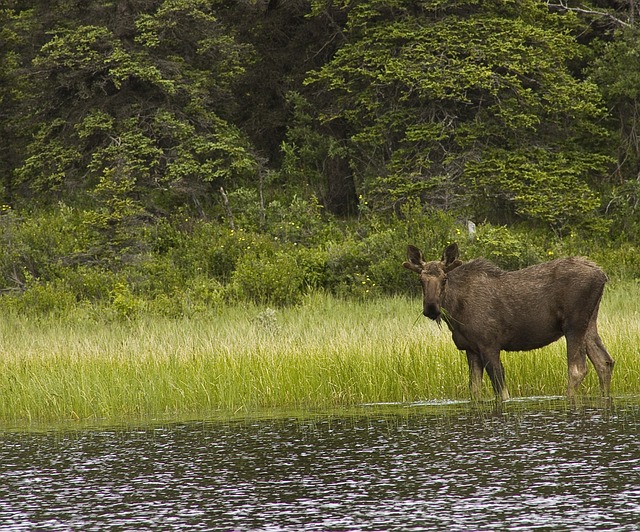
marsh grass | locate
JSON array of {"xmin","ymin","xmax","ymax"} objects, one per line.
[{"xmin": 1, "ymin": 282, "xmax": 639, "ymax": 424}]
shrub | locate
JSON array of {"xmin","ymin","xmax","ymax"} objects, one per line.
[
  {"xmin": 294, "ymin": 246, "xmax": 329, "ymax": 292},
  {"xmin": 466, "ymin": 225, "xmax": 545, "ymax": 270},
  {"xmin": 588, "ymin": 244, "xmax": 640, "ymax": 280},
  {"xmin": 231, "ymin": 250, "xmax": 306, "ymax": 306},
  {"xmin": 60, "ymin": 265, "xmax": 121, "ymax": 302},
  {"xmin": 401, "ymin": 202, "xmax": 462, "ymax": 259},
  {"xmin": 360, "ymin": 228, "xmax": 411, "ymax": 295},
  {"xmin": 0, "ymin": 205, "xmax": 92, "ymax": 289},
  {"xmin": 3, "ymin": 277, "xmax": 78, "ymax": 317},
  {"xmin": 265, "ymin": 195, "xmax": 339, "ymax": 245},
  {"xmin": 110, "ymin": 282, "xmax": 144, "ymax": 321},
  {"xmin": 147, "ymin": 277, "xmax": 225, "ymax": 318},
  {"xmin": 123, "ymin": 254, "xmax": 184, "ymax": 298},
  {"xmin": 171, "ymin": 223, "xmax": 276, "ymax": 283}
]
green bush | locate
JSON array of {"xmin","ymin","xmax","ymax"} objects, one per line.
[
  {"xmin": 401, "ymin": 202, "xmax": 462, "ymax": 259},
  {"xmin": 60, "ymin": 265, "xmax": 121, "ymax": 302},
  {"xmin": 322, "ymin": 239, "xmax": 372, "ymax": 296},
  {"xmin": 123, "ymin": 254, "xmax": 184, "ymax": 298},
  {"xmin": 467, "ymin": 225, "xmax": 545, "ymax": 270},
  {"xmin": 231, "ymin": 249, "xmax": 306, "ymax": 306},
  {"xmin": 294, "ymin": 246, "xmax": 329, "ymax": 292},
  {"xmin": 0, "ymin": 206, "xmax": 91, "ymax": 289},
  {"xmin": 3, "ymin": 278, "xmax": 78, "ymax": 317},
  {"xmin": 147, "ymin": 277, "xmax": 226, "ymax": 318},
  {"xmin": 265, "ymin": 195, "xmax": 340, "ymax": 245},
  {"xmin": 0, "ymin": 201, "xmax": 638, "ymax": 319},
  {"xmin": 360, "ymin": 228, "xmax": 410, "ymax": 295},
  {"xmin": 588, "ymin": 244, "xmax": 640, "ymax": 280},
  {"xmin": 110, "ymin": 282, "xmax": 144, "ymax": 321},
  {"xmin": 171, "ymin": 223, "xmax": 276, "ymax": 283}
]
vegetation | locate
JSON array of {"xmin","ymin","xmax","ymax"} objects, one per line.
[
  {"xmin": 0, "ymin": 283, "xmax": 638, "ymax": 424},
  {"xmin": 1, "ymin": 1, "xmax": 640, "ymax": 423},
  {"xmin": 1, "ymin": 1, "xmax": 639, "ymax": 307},
  {"xmin": 0, "ymin": 5, "xmax": 638, "ymax": 262}
]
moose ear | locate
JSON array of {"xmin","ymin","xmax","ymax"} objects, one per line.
[
  {"xmin": 444, "ymin": 259, "xmax": 462, "ymax": 273},
  {"xmin": 442, "ymin": 242, "xmax": 460, "ymax": 268},
  {"xmin": 403, "ymin": 245, "xmax": 424, "ymax": 273}
]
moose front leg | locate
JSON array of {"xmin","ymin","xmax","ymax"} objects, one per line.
[
  {"xmin": 565, "ymin": 332, "xmax": 588, "ymax": 398},
  {"xmin": 466, "ymin": 350, "xmax": 484, "ymax": 401},
  {"xmin": 482, "ymin": 350, "xmax": 510, "ymax": 401}
]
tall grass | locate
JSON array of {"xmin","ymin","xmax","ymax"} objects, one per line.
[{"xmin": 1, "ymin": 282, "xmax": 639, "ymax": 425}]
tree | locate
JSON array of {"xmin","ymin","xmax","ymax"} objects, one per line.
[
  {"xmin": 0, "ymin": 3, "xmax": 43, "ymax": 206},
  {"xmin": 589, "ymin": 24, "xmax": 640, "ymax": 235},
  {"xmin": 303, "ymin": 0, "xmax": 611, "ymax": 231},
  {"xmin": 226, "ymin": 0, "xmax": 358, "ymax": 215},
  {"xmin": 7, "ymin": 0, "xmax": 256, "ymax": 226}
]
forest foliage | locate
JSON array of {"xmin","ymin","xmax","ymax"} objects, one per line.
[{"xmin": 1, "ymin": 0, "xmax": 640, "ymax": 314}]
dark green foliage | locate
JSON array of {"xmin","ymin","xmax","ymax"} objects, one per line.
[
  {"xmin": 1, "ymin": 0, "xmax": 640, "ymax": 316},
  {"xmin": 588, "ymin": 27, "xmax": 640, "ymax": 237},
  {"xmin": 8, "ymin": 1, "xmax": 256, "ymax": 221},
  {"xmin": 305, "ymin": 0, "xmax": 611, "ymax": 231},
  {"xmin": 2, "ymin": 201, "xmax": 636, "ymax": 317}
]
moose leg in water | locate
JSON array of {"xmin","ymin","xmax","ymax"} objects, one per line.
[
  {"xmin": 466, "ymin": 351, "xmax": 484, "ymax": 400},
  {"xmin": 585, "ymin": 301, "xmax": 615, "ymax": 396},
  {"xmin": 482, "ymin": 349, "xmax": 510, "ymax": 401},
  {"xmin": 403, "ymin": 242, "xmax": 615, "ymax": 401},
  {"xmin": 566, "ymin": 330, "xmax": 589, "ymax": 397},
  {"xmin": 565, "ymin": 284, "xmax": 615, "ymax": 397}
]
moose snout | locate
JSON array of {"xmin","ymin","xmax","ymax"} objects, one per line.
[{"xmin": 423, "ymin": 303, "xmax": 441, "ymax": 321}]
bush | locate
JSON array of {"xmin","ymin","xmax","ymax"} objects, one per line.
[
  {"xmin": 123, "ymin": 254, "xmax": 184, "ymax": 298},
  {"xmin": 401, "ymin": 202, "xmax": 462, "ymax": 259},
  {"xmin": 148, "ymin": 277, "xmax": 225, "ymax": 318},
  {"xmin": 170, "ymin": 223, "xmax": 276, "ymax": 283},
  {"xmin": 361, "ymin": 228, "xmax": 411, "ymax": 295},
  {"xmin": 0, "ymin": 206, "xmax": 92, "ymax": 290},
  {"xmin": 466, "ymin": 225, "xmax": 545, "ymax": 270},
  {"xmin": 110, "ymin": 282, "xmax": 144, "ymax": 321},
  {"xmin": 60, "ymin": 265, "xmax": 121, "ymax": 302},
  {"xmin": 0, "ymin": 277, "xmax": 78, "ymax": 317},
  {"xmin": 265, "ymin": 195, "xmax": 340, "ymax": 245},
  {"xmin": 323, "ymin": 238, "xmax": 371, "ymax": 295},
  {"xmin": 294, "ymin": 246, "xmax": 329, "ymax": 292},
  {"xmin": 231, "ymin": 249, "xmax": 306, "ymax": 306},
  {"xmin": 588, "ymin": 244, "xmax": 640, "ymax": 280},
  {"xmin": 0, "ymin": 201, "xmax": 637, "ymax": 318}
]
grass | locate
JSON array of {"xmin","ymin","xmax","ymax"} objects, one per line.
[{"xmin": 0, "ymin": 282, "xmax": 639, "ymax": 425}]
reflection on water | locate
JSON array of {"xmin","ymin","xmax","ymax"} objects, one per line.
[{"xmin": 1, "ymin": 398, "xmax": 639, "ymax": 531}]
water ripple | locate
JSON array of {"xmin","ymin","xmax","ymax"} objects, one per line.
[{"xmin": 1, "ymin": 400, "xmax": 639, "ymax": 530}]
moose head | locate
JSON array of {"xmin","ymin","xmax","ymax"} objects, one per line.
[{"xmin": 403, "ymin": 243, "xmax": 463, "ymax": 322}]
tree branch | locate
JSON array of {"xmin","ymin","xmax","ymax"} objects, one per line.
[
  {"xmin": 219, "ymin": 187, "xmax": 236, "ymax": 232},
  {"xmin": 546, "ymin": 1, "xmax": 632, "ymax": 28}
]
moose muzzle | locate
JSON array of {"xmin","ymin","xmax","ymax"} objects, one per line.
[{"xmin": 423, "ymin": 302, "xmax": 441, "ymax": 321}]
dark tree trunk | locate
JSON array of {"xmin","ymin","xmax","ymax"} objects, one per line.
[{"xmin": 323, "ymin": 153, "xmax": 358, "ymax": 216}]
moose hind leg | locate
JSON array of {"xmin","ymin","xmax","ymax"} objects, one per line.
[
  {"xmin": 566, "ymin": 332, "xmax": 588, "ymax": 397},
  {"xmin": 586, "ymin": 329, "xmax": 615, "ymax": 397}
]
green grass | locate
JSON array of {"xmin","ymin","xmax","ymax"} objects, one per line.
[{"xmin": 1, "ymin": 282, "xmax": 639, "ymax": 425}]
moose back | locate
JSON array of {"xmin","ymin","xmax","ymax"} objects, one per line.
[{"xmin": 403, "ymin": 243, "xmax": 615, "ymax": 400}]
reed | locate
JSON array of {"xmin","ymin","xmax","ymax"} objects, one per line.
[{"xmin": 0, "ymin": 282, "xmax": 638, "ymax": 424}]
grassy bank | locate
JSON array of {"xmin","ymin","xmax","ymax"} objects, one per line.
[{"xmin": 1, "ymin": 282, "xmax": 639, "ymax": 425}]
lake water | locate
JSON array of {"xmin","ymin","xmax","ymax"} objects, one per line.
[{"xmin": 1, "ymin": 398, "xmax": 639, "ymax": 531}]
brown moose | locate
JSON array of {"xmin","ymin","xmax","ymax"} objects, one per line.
[{"xmin": 403, "ymin": 243, "xmax": 615, "ymax": 400}]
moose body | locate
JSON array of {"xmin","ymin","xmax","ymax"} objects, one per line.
[{"xmin": 404, "ymin": 243, "xmax": 615, "ymax": 400}]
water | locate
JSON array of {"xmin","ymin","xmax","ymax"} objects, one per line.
[{"xmin": 1, "ymin": 398, "xmax": 639, "ymax": 531}]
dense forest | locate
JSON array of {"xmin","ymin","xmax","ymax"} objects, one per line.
[{"xmin": 1, "ymin": 0, "xmax": 640, "ymax": 315}]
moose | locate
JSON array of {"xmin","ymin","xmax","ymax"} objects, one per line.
[{"xmin": 403, "ymin": 243, "xmax": 615, "ymax": 401}]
